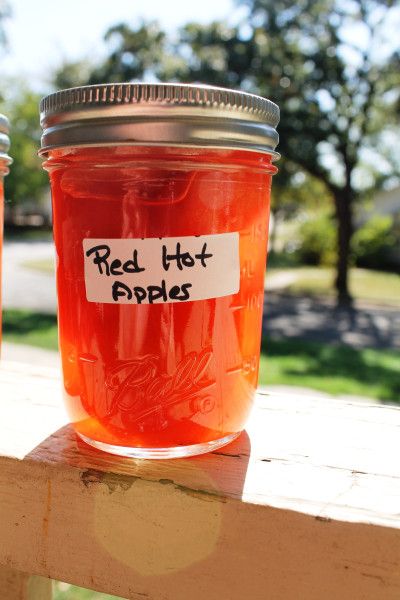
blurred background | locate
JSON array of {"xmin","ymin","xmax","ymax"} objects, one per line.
[{"xmin": 0, "ymin": 1, "xmax": 399, "ymax": 598}]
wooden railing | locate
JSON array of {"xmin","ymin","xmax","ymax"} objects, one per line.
[{"xmin": 0, "ymin": 360, "xmax": 399, "ymax": 599}]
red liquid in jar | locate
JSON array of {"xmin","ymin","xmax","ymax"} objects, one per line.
[
  {"xmin": 0, "ymin": 180, "xmax": 3, "ymax": 349},
  {"xmin": 46, "ymin": 146, "xmax": 275, "ymax": 449}
]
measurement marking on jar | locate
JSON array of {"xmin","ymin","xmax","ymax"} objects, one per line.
[
  {"xmin": 226, "ymin": 366, "xmax": 243, "ymax": 374},
  {"xmin": 241, "ymin": 260, "xmax": 255, "ymax": 279},
  {"xmin": 246, "ymin": 292, "xmax": 263, "ymax": 310},
  {"xmin": 242, "ymin": 223, "xmax": 268, "ymax": 240},
  {"xmin": 242, "ymin": 356, "xmax": 258, "ymax": 374},
  {"xmin": 229, "ymin": 303, "xmax": 246, "ymax": 312}
]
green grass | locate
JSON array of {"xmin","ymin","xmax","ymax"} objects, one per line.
[
  {"xmin": 3, "ymin": 309, "xmax": 399, "ymax": 403},
  {"xmin": 259, "ymin": 338, "xmax": 400, "ymax": 403},
  {"xmin": 53, "ymin": 582, "xmax": 122, "ymax": 600},
  {"xmin": 2, "ymin": 309, "xmax": 58, "ymax": 350},
  {"xmin": 267, "ymin": 250, "xmax": 300, "ymax": 269},
  {"xmin": 21, "ymin": 258, "xmax": 55, "ymax": 273},
  {"xmin": 269, "ymin": 266, "xmax": 400, "ymax": 306},
  {"xmin": 4, "ymin": 228, "xmax": 52, "ymax": 242}
]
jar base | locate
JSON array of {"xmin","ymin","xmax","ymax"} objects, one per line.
[{"xmin": 77, "ymin": 431, "xmax": 241, "ymax": 459}]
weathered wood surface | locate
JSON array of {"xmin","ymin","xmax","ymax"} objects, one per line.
[
  {"xmin": 0, "ymin": 565, "xmax": 52, "ymax": 600},
  {"xmin": 0, "ymin": 360, "xmax": 399, "ymax": 600}
]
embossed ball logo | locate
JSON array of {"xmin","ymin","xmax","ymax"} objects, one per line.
[{"xmin": 99, "ymin": 349, "xmax": 216, "ymax": 426}]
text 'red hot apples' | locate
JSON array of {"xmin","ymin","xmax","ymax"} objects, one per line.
[{"xmin": 39, "ymin": 83, "xmax": 280, "ymax": 458}]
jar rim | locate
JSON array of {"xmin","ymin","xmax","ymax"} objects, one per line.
[{"xmin": 39, "ymin": 83, "xmax": 280, "ymax": 159}]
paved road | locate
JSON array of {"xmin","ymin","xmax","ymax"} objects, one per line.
[
  {"xmin": 2, "ymin": 341, "xmax": 60, "ymax": 368},
  {"xmin": 2, "ymin": 240, "xmax": 57, "ymax": 313},
  {"xmin": 263, "ymin": 292, "xmax": 400, "ymax": 350},
  {"xmin": 2, "ymin": 240, "xmax": 399, "ymax": 350}
]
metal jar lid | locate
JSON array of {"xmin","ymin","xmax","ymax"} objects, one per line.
[
  {"xmin": 0, "ymin": 114, "xmax": 12, "ymax": 165},
  {"xmin": 39, "ymin": 83, "xmax": 279, "ymax": 158}
]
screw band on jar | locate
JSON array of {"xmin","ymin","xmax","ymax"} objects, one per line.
[
  {"xmin": 39, "ymin": 83, "xmax": 280, "ymax": 158},
  {"xmin": 0, "ymin": 114, "xmax": 12, "ymax": 166}
]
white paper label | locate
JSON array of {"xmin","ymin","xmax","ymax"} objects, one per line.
[{"xmin": 83, "ymin": 233, "xmax": 240, "ymax": 304}]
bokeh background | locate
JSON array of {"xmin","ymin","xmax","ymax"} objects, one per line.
[{"xmin": 0, "ymin": 1, "xmax": 399, "ymax": 596}]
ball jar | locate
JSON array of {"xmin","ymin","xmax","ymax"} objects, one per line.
[
  {"xmin": 0, "ymin": 115, "xmax": 11, "ymax": 352},
  {"xmin": 40, "ymin": 83, "xmax": 279, "ymax": 458}
]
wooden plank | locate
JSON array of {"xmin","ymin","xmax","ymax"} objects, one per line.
[
  {"xmin": 0, "ymin": 360, "xmax": 399, "ymax": 600},
  {"xmin": 0, "ymin": 565, "xmax": 52, "ymax": 599}
]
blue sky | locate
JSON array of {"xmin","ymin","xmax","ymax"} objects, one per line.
[{"xmin": 2, "ymin": 0, "xmax": 237, "ymax": 90}]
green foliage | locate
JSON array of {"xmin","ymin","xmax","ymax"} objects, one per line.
[
  {"xmin": 51, "ymin": 1, "xmax": 400, "ymax": 194},
  {"xmin": 296, "ymin": 213, "xmax": 336, "ymax": 266},
  {"xmin": 91, "ymin": 22, "xmax": 167, "ymax": 85},
  {"xmin": 52, "ymin": 59, "xmax": 94, "ymax": 90},
  {"xmin": 53, "ymin": 581, "xmax": 122, "ymax": 600},
  {"xmin": 59, "ymin": 3, "xmax": 399, "ymax": 288},
  {"xmin": 271, "ymin": 166, "xmax": 331, "ymax": 220},
  {"xmin": 52, "ymin": 22, "xmax": 168, "ymax": 90},
  {"xmin": 48, "ymin": 1, "xmax": 400, "ymax": 298},
  {"xmin": 2, "ymin": 309, "xmax": 58, "ymax": 350},
  {"xmin": 267, "ymin": 250, "xmax": 300, "ymax": 269},
  {"xmin": 0, "ymin": 87, "xmax": 48, "ymax": 205},
  {"xmin": 352, "ymin": 215, "xmax": 398, "ymax": 270}
]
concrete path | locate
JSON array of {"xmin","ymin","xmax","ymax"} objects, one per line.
[
  {"xmin": 2, "ymin": 240, "xmax": 57, "ymax": 313},
  {"xmin": 265, "ymin": 270, "xmax": 298, "ymax": 290},
  {"xmin": 2, "ymin": 342, "xmax": 60, "ymax": 369},
  {"xmin": 263, "ymin": 292, "xmax": 400, "ymax": 350},
  {"xmin": 259, "ymin": 384, "xmax": 379, "ymax": 405}
]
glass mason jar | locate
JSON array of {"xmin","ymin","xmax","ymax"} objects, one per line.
[
  {"xmin": 0, "ymin": 115, "xmax": 12, "ymax": 352},
  {"xmin": 39, "ymin": 83, "xmax": 279, "ymax": 458}
]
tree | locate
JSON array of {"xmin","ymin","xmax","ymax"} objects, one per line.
[
  {"xmin": 269, "ymin": 167, "xmax": 332, "ymax": 255},
  {"xmin": 173, "ymin": 1, "xmax": 400, "ymax": 302},
  {"xmin": 52, "ymin": 58, "xmax": 94, "ymax": 91},
  {"xmin": 0, "ymin": 87, "xmax": 48, "ymax": 207},
  {"xmin": 0, "ymin": 4, "xmax": 48, "ymax": 210},
  {"xmin": 90, "ymin": 22, "xmax": 167, "ymax": 84},
  {"xmin": 52, "ymin": 22, "xmax": 167, "ymax": 90},
  {"xmin": 239, "ymin": 0, "xmax": 400, "ymax": 301},
  {"xmin": 52, "ymin": 0, "xmax": 400, "ymax": 301}
]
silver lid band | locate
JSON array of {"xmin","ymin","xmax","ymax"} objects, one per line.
[
  {"xmin": 39, "ymin": 83, "xmax": 280, "ymax": 158},
  {"xmin": 0, "ymin": 114, "xmax": 12, "ymax": 165}
]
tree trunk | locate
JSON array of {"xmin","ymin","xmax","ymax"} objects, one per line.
[{"xmin": 333, "ymin": 189, "xmax": 354, "ymax": 304}]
